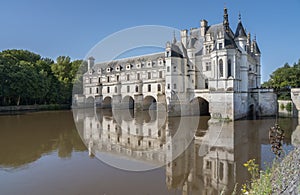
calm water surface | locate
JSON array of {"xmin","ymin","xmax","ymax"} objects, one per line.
[{"xmin": 0, "ymin": 110, "xmax": 297, "ymax": 195}]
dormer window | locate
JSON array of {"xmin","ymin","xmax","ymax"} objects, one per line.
[
  {"xmin": 126, "ymin": 63, "xmax": 131, "ymax": 70},
  {"xmin": 158, "ymin": 58, "xmax": 164, "ymax": 66},
  {"xmin": 147, "ymin": 60, "xmax": 152, "ymax": 67},
  {"xmin": 106, "ymin": 67, "xmax": 111, "ymax": 72},
  {"xmin": 219, "ymin": 43, "xmax": 223, "ymax": 50},
  {"xmin": 116, "ymin": 66, "xmax": 120, "ymax": 71},
  {"xmin": 98, "ymin": 69, "xmax": 101, "ymax": 74}
]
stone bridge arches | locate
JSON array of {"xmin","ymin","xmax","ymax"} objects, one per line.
[
  {"xmin": 85, "ymin": 96, "xmax": 95, "ymax": 107},
  {"xmin": 122, "ymin": 95, "xmax": 135, "ymax": 109},
  {"xmin": 190, "ymin": 96, "xmax": 210, "ymax": 116},
  {"xmin": 143, "ymin": 95, "xmax": 157, "ymax": 110},
  {"xmin": 102, "ymin": 96, "xmax": 112, "ymax": 109}
]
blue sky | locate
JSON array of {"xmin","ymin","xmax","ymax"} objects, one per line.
[{"xmin": 0, "ymin": 0, "xmax": 299, "ymax": 81}]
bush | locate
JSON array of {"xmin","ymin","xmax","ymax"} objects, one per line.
[
  {"xmin": 280, "ymin": 103, "xmax": 285, "ymax": 110},
  {"xmin": 286, "ymin": 102, "xmax": 292, "ymax": 113}
]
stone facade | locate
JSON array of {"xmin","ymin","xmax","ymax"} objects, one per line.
[{"xmin": 80, "ymin": 8, "xmax": 277, "ymax": 120}]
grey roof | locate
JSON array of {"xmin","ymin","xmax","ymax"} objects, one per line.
[
  {"xmin": 87, "ymin": 52, "xmax": 165, "ymax": 75},
  {"xmin": 170, "ymin": 43, "xmax": 184, "ymax": 58},
  {"xmin": 187, "ymin": 37, "xmax": 197, "ymax": 49},
  {"xmin": 234, "ymin": 21, "xmax": 247, "ymax": 38},
  {"xmin": 252, "ymin": 40, "xmax": 261, "ymax": 54},
  {"xmin": 206, "ymin": 23, "xmax": 237, "ymax": 50}
]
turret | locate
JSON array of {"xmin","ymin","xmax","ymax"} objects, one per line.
[{"xmin": 234, "ymin": 13, "xmax": 247, "ymax": 52}]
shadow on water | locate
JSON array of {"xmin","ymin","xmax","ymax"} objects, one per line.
[{"xmin": 0, "ymin": 111, "xmax": 86, "ymax": 170}]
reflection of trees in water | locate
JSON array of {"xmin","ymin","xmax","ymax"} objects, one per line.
[{"xmin": 0, "ymin": 111, "xmax": 86, "ymax": 168}]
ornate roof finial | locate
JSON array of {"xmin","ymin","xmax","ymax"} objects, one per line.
[
  {"xmin": 238, "ymin": 12, "xmax": 241, "ymax": 21},
  {"xmin": 172, "ymin": 30, "xmax": 177, "ymax": 44},
  {"xmin": 223, "ymin": 7, "xmax": 229, "ymax": 32}
]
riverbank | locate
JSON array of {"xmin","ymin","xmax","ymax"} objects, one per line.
[
  {"xmin": 271, "ymin": 147, "xmax": 300, "ymax": 194},
  {"xmin": 243, "ymin": 147, "xmax": 300, "ymax": 194},
  {"xmin": 0, "ymin": 104, "xmax": 70, "ymax": 114}
]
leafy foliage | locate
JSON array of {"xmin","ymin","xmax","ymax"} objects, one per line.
[
  {"xmin": 262, "ymin": 60, "xmax": 300, "ymax": 100},
  {"xmin": 0, "ymin": 49, "xmax": 85, "ymax": 106},
  {"xmin": 285, "ymin": 102, "xmax": 292, "ymax": 113}
]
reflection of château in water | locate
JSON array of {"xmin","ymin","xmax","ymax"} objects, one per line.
[
  {"xmin": 76, "ymin": 7, "xmax": 277, "ymax": 121},
  {"xmin": 73, "ymin": 108, "xmax": 297, "ymax": 195}
]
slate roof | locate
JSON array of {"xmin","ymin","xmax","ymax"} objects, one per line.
[
  {"xmin": 85, "ymin": 52, "xmax": 165, "ymax": 76},
  {"xmin": 234, "ymin": 21, "xmax": 247, "ymax": 38},
  {"xmin": 252, "ymin": 40, "xmax": 261, "ymax": 54}
]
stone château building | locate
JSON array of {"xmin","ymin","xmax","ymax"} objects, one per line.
[{"xmin": 80, "ymin": 8, "xmax": 276, "ymax": 120}]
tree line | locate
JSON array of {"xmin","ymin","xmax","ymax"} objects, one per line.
[
  {"xmin": 0, "ymin": 49, "xmax": 87, "ymax": 106},
  {"xmin": 262, "ymin": 59, "xmax": 300, "ymax": 100}
]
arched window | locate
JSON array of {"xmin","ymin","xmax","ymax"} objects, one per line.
[
  {"xmin": 228, "ymin": 59, "xmax": 232, "ymax": 77},
  {"xmin": 135, "ymin": 85, "xmax": 139, "ymax": 92},
  {"xmin": 219, "ymin": 59, "xmax": 224, "ymax": 77},
  {"xmin": 157, "ymin": 84, "xmax": 161, "ymax": 91},
  {"xmin": 205, "ymin": 79, "xmax": 208, "ymax": 89}
]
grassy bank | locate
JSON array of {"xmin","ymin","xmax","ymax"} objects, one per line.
[{"xmin": 0, "ymin": 104, "xmax": 70, "ymax": 113}]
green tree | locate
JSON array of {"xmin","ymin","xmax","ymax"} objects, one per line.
[
  {"xmin": 0, "ymin": 50, "xmax": 83, "ymax": 106},
  {"xmin": 286, "ymin": 102, "xmax": 292, "ymax": 113},
  {"xmin": 263, "ymin": 60, "xmax": 300, "ymax": 100}
]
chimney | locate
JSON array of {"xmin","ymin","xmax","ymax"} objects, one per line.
[
  {"xmin": 200, "ymin": 20, "xmax": 208, "ymax": 37},
  {"xmin": 180, "ymin": 29, "xmax": 188, "ymax": 48},
  {"xmin": 87, "ymin": 56, "xmax": 95, "ymax": 71}
]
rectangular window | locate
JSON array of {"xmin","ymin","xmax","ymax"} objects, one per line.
[
  {"xmin": 206, "ymin": 62, "xmax": 211, "ymax": 71},
  {"xmin": 167, "ymin": 83, "xmax": 170, "ymax": 89},
  {"xmin": 157, "ymin": 84, "xmax": 161, "ymax": 91},
  {"xmin": 90, "ymin": 88, "xmax": 92, "ymax": 94},
  {"xmin": 167, "ymin": 66, "xmax": 170, "ymax": 72},
  {"xmin": 127, "ymin": 86, "xmax": 130, "ymax": 93},
  {"xmin": 173, "ymin": 83, "xmax": 177, "ymax": 89},
  {"xmin": 96, "ymin": 88, "xmax": 99, "ymax": 93},
  {"xmin": 148, "ymin": 84, "xmax": 151, "ymax": 92},
  {"xmin": 219, "ymin": 43, "xmax": 223, "ymax": 50},
  {"xmin": 173, "ymin": 66, "xmax": 176, "ymax": 72},
  {"xmin": 137, "ymin": 73, "xmax": 140, "ymax": 80},
  {"xmin": 116, "ymin": 75, "xmax": 119, "ymax": 82},
  {"xmin": 98, "ymin": 77, "xmax": 101, "ymax": 83},
  {"xmin": 115, "ymin": 86, "xmax": 117, "ymax": 93},
  {"xmin": 107, "ymin": 76, "xmax": 110, "ymax": 82},
  {"xmin": 127, "ymin": 74, "xmax": 130, "ymax": 81},
  {"xmin": 148, "ymin": 72, "xmax": 151, "ymax": 79},
  {"xmin": 107, "ymin": 87, "xmax": 110, "ymax": 93},
  {"xmin": 159, "ymin": 71, "xmax": 163, "ymax": 78}
]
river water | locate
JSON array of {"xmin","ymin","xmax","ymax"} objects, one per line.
[{"xmin": 0, "ymin": 109, "xmax": 297, "ymax": 195}]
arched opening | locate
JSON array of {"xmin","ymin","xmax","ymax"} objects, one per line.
[
  {"xmin": 219, "ymin": 59, "xmax": 224, "ymax": 77},
  {"xmin": 122, "ymin": 96, "xmax": 134, "ymax": 109},
  {"xmin": 102, "ymin": 96, "xmax": 112, "ymax": 109},
  {"xmin": 227, "ymin": 59, "xmax": 232, "ymax": 77},
  {"xmin": 247, "ymin": 104, "xmax": 256, "ymax": 119},
  {"xmin": 143, "ymin": 96, "xmax": 157, "ymax": 110},
  {"xmin": 85, "ymin": 96, "xmax": 95, "ymax": 107},
  {"xmin": 190, "ymin": 97, "xmax": 209, "ymax": 116}
]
